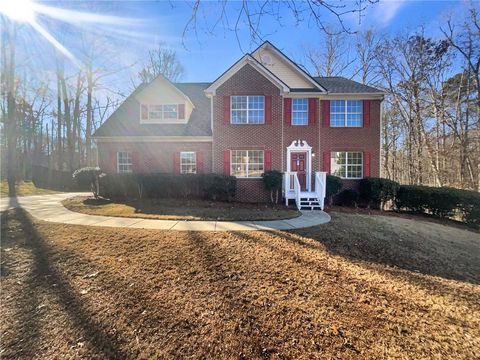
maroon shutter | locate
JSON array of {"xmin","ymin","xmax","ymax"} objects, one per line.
[
  {"xmin": 178, "ymin": 104, "xmax": 185, "ymax": 120},
  {"xmin": 265, "ymin": 95, "xmax": 272, "ymax": 124},
  {"xmin": 323, "ymin": 152, "xmax": 331, "ymax": 175},
  {"xmin": 132, "ymin": 151, "xmax": 140, "ymax": 173},
  {"xmin": 141, "ymin": 104, "xmax": 148, "ymax": 120},
  {"xmin": 363, "ymin": 100, "xmax": 370, "ymax": 127},
  {"xmin": 308, "ymin": 98, "xmax": 317, "ymax": 125},
  {"xmin": 284, "ymin": 98, "xmax": 292, "ymax": 126},
  {"xmin": 223, "ymin": 96, "xmax": 230, "ymax": 124},
  {"xmin": 364, "ymin": 151, "xmax": 371, "ymax": 177},
  {"xmin": 110, "ymin": 151, "xmax": 117, "ymax": 173},
  {"xmin": 173, "ymin": 152, "xmax": 180, "ymax": 174},
  {"xmin": 322, "ymin": 100, "xmax": 330, "ymax": 127},
  {"xmin": 223, "ymin": 150, "xmax": 230, "ymax": 175},
  {"xmin": 197, "ymin": 151, "xmax": 204, "ymax": 173},
  {"xmin": 264, "ymin": 150, "xmax": 272, "ymax": 171}
]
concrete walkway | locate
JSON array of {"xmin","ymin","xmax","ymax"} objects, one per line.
[{"xmin": 0, "ymin": 193, "xmax": 331, "ymax": 231}]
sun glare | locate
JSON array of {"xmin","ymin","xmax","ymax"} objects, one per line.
[{"xmin": 0, "ymin": 0, "xmax": 36, "ymax": 23}]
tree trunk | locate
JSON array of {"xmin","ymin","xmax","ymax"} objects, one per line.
[{"xmin": 86, "ymin": 63, "xmax": 93, "ymax": 166}]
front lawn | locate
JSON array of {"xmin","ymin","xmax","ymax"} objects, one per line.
[
  {"xmin": 0, "ymin": 180, "xmax": 59, "ymax": 197},
  {"xmin": 62, "ymin": 196, "xmax": 301, "ymax": 221},
  {"xmin": 1, "ymin": 209, "xmax": 479, "ymax": 359}
]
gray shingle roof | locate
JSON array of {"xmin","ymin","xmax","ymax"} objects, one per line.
[
  {"xmin": 93, "ymin": 82, "xmax": 212, "ymax": 138},
  {"xmin": 313, "ymin": 77, "xmax": 383, "ymax": 94}
]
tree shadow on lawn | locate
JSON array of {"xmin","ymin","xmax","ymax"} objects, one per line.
[
  {"xmin": 288, "ymin": 213, "xmax": 480, "ymax": 286},
  {"xmin": 2, "ymin": 208, "xmax": 130, "ymax": 359}
]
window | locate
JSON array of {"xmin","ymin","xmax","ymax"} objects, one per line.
[
  {"xmin": 292, "ymin": 98, "xmax": 308, "ymax": 125},
  {"xmin": 331, "ymin": 152, "xmax": 363, "ymax": 179},
  {"xmin": 146, "ymin": 104, "xmax": 178, "ymax": 121},
  {"xmin": 180, "ymin": 152, "xmax": 196, "ymax": 174},
  {"xmin": 231, "ymin": 150, "xmax": 264, "ymax": 178},
  {"xmin": 117, "ymin": 151, "xmax": 132, "ymax": 173},
  {"xmin": 231, "ymin": 96, "xmax": 264, "ymax": 124},
  {"xmin": 330, "ymin": 100, "xmax": 363, "ymax": 127}
]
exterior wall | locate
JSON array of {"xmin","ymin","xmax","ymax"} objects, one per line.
[
  {"xmin": 319, "ymin": 99, "xmax": 381, "ymax": 189},
  {"xmin": 212, "ymin": 63, "xmax": 284, "ymax": 202},
  {"xmin": 97, "ymin": 141, "xmax": 212, "ymax": 174},
  {"xmin": 251, "ymin": 47, "xmax": 314, "ymax": 89}
]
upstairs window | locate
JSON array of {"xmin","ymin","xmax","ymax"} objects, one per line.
[
  {"xmin": 180, "ymin": 152, "xmax": 196, "ymax": 174},
  {"xmin": 231, "ymin": 150, "xmax": 264, "ymax": 178},
  {"xmin": 141, "ymin": 104, "xmax": 184, "ymax": 122},
  {"xmin": 231, "ymin": 96, "xmax": 264, "ymax": 124},
  {"xmin": 292, "ymin": 98, "xmax": 308, "ymax": 125},
  {"xmin": 117, "ymin": 151, "xmax": 132, "ymax": 173},
  {"xmin": 330, "ymin": 100, "xmax": 362, "ymax": 127},
  {"xmin": 331, "ymin": 152, "xmax": 363, "ymax": 179}
]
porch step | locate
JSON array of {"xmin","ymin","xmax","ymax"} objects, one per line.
[{"xmin": 299, "ymin": 196, "xmax": 322, "ymax": 210}]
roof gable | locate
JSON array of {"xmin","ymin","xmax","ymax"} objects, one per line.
[
  {"xmin": 251, "ymin": 41, "xmax": 326, "ymax": 92},
  {"xmin": 205, "ymin": 54, "xmax": 289, "ymax": 95}
]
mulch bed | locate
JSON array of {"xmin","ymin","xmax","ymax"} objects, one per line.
[{"xmin": 1, "ymin": 208, "xmax": 479, "ymax": 359}]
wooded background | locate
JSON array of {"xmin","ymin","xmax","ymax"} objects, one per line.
[{"xmin": 1, "ymin": 2, "xmax": 479, "ymax": 195}]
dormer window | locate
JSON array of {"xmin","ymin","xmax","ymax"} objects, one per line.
[{"xmin": 141, "ymin": 103, "xmax": 185, "ymax": 123}]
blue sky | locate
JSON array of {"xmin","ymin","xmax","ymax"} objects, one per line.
[{"xmin": 8, "ymin": 0, "xmax": 478, "ymax": 91}]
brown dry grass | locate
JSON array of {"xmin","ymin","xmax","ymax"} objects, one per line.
[
  {"xmin": 1, "ymin": 209, "xmax": 479, "ymax": 359},
  {"xmin": 62, "ymin": 196, "xmax": 301, "ymax": 221},
  {"xmin": 0, "ymin": 180, "xmax": 59, "ymax": 197}
]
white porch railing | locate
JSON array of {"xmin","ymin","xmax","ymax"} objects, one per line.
[
  {"xmin": 314, "ymin": 171, "xmax": 327, "ymax": 210},
  {"xmin": 293, "ymin": 172, "xmax": 301, "ymax": 210}
]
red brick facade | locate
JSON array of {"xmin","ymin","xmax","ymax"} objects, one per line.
[
  {"xmin": 97, "ymin": 64, "xmax": 381, "ymax": 202},
  {"xmin": 97, "ymin": 141, "xmax": 212, "ymax": 174}
]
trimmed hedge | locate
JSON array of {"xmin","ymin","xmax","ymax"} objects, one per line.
[
  {"xmin": 337, "ymin": 189, "xmax": 359, "ymax": 207},
  {"xmin": 396, "ymin": 185, "xmax": 480, "ymax": 227},
  {"xmin": 99, "ymin": 173, "xmax": 237, "ymax": 202},
  {"xmin": 359, "ymin": 177, "xmax": 400, "ymax": 209},
  {"xmin": 326, "ymin": 175, "xmax": 343, "ymax": 205}
]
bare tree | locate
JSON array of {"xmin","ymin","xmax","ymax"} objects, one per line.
[{"xmin": 138, "ymin": 43, "xmax": 184, "ymax": 83}]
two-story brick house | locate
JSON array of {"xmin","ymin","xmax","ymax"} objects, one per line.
[{"xmin": 94, "ymin": 41, "xmax": 384, "ymax": 204}]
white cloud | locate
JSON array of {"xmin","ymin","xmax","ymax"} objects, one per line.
[{"xmin": 372, "ymin": 0, "xmax": 407, "ymax": 26}]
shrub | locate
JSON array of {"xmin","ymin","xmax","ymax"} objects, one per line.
[
  {"xmin": 325, "ymin": 175, "xmax": 343, "ymax": 205},
  {"xmin": 395, "ymin": 185, "xmax": 480, "ymax": 227},
  {"xmin": 359, "ymin": 177, "xmax": 400, "ymax": 209},
  {"xmin": 337, "ymin": 189, "xmax": 359, "ymax": 207},
  {"xmin": 72, "ymin": 167, "xmax": 105, "ymax": 198},
  {"xmin": 99, "ymin": 173, "xmax": 236, "ymax": 202},
  {"xmin": 262, "ymin": 170, "xmax": 283, "ymax": 204}
]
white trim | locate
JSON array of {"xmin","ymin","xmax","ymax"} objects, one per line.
[
  {"xmin": 180, "ymin": 151, "xmax": 197, "ymax": 174},
  {"xmin": 230, "ymin": 95, "xmax": 265, "ymax": 124},
  {"xmin": 330, "ymin": 99, "xmax": 363, "ymax": 128},
  {"xmin": 230, "ymin": 149, "xmax": 265, "ymax": 178},
  {"xmin": 204, "ymin": 55, "xmax": 289, "ymax": 95},
  {"xmin": 117, "ymin": 151, "xmax": 132, "ymax": 173},
  {"xmin": 286, "ymin": 140, "xmax": 312, "ymax": 191},
  {"xmin": 331, "ymin": 151, "xmax": 364, "ymax": 179},
  {"xmin": 253, "ymin": 42, "xmax": 327, "ymax": 92},
  {"xmin": 94, "ymin": 136, "xmax": 212, "ymax": 143},
  {"xmin": 291, "ymin": 98, "xmax": 309, "ymax": 126},
  {"xmin": 139, "ymin": 103, "xmax": 188, "ymax": 125}
]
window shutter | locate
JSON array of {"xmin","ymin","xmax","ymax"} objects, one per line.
[
  {"xmin": 110, "ymin": 151, "xmax": 117, "ymax": 173},
  {"xmin": 197, "ymin": 151, "xmax": 204, "ymax": 173},
  {"xmin": 223, "ymin": 150, "xmax": 230, "ymax": 175},
  {"xmin": 265, "ymin": 95, "xmax": 272, "ymax": 124},
  {"xmin": 141, "ymin": 104, "xmax": 148, "ymax": 120},
  {"xmin": 284, "ymin": 98, "xmax": 292, "ymax": 126},
  {"xmin": 264, "ymin": 150, "xmax": 272, "ymax": 171},
  {"xmin": 322, "ymin": 100, "xmax": 330, "ymax": 127},
  {"xmin": 323, "ymin": 152, "xmax": 331, "ymax": 175},
  {"xmin": 223, "ymin": 96, "xmax": 230, "ymax": 124},
  {"xmin": 363, "ymin": 100, "xmax": 370, "ymax": 127},
  {"xmin": 308, "ymin": 98, "xmax": 317, "ymax": 125},
  {"xmin": 178, "ymin": 104, "xmax": 185, "ymax": 120},
  {"xmin": 132, "ymin": 151, "xmax": 140, "ymax": 173},
  {"xmin": 364, "ymin": 151, "xmax": 371, "ymax": 177},
  {"xmin": 173, "ymin": 152, "xmax": 180, "ymax": 174}
]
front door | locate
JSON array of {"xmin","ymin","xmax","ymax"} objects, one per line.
[{"xmin": 291, "ymin": 152, "xmax": 307, "ymax": 191}]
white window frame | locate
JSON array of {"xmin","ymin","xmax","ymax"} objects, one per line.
[
  {"xmin": 117, "ymin": 151, "xmax": 132, "ymax": 173},
  {"xmin": 330, "ymin": 100, "xmax": 363, "ymax": 127},
  {"xmin": 331, "ymin": 151, "xmax": 363, "ymax": 179},
  {"xmin": 180, "ymin": 151, "xmax": 197, "ymax": 174},
  {"xmin": 230, "ymin": 150, "xmax": 264, "ymax": 178},
  {"xmin": 291, "ymin": 98, "xmax": 309, "ymax": 126},
  {"xmin": 141, "ymin": 104, "xmax": 182, "ymax": 123},
  {"xmin": 230, "ymin": 96, "xmax": 265, "ymax": 124}
]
